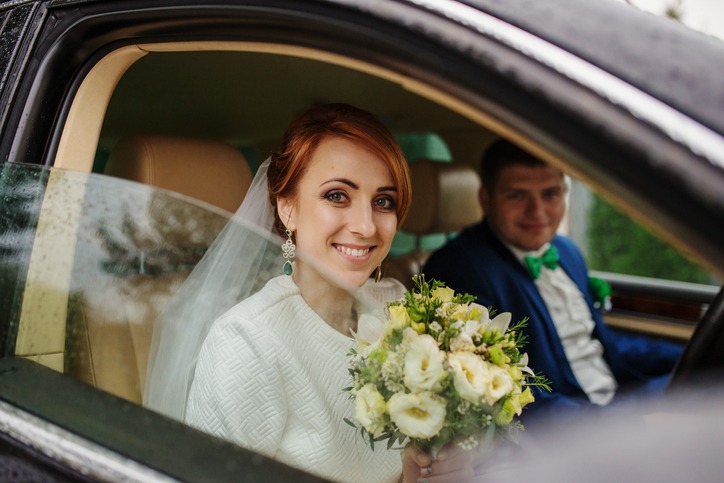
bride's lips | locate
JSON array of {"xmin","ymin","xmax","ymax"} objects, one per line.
[{"xmin": 333, "ymin": 243, "xmax": 376, "ymax": 264}]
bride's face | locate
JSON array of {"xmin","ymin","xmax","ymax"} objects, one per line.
[{"xmin": 280, "ymin": 136, "xmax": 399, "ymax": 288}]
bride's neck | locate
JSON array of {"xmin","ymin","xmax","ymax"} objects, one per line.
[{"xmin": 293, "ymin": 262, "xmax": 357, "ymax": 336}]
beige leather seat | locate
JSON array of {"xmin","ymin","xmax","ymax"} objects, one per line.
[
  {"xmin": 385, "ymin": 160, "xmax": 483, "ymax": 289},
  {"xmin": 65, "ymin": 135, "xmax": 253, "ymax": 404}
]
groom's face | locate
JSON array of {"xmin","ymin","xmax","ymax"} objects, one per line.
[{"xmin": 480, "ymin": 163, "xmax": 567, "ymax": 252}]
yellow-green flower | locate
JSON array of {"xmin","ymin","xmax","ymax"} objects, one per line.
[
  {"xmin": 388, "ymin": 305, "xmax": 411, "ymax": 329},
  {"xmin": 467, "ymin": 303, "xmax": 487, "ymax": 322},
  {"xmin": 507, "ymin": 365, "xmax": 523, "ymax": 381},
  {"xmin": 519, "ymin": 387, "xmax": 535, "ymax": 407},
  {"xmin": 494, "ymin": 398, "xmax": 516, "ymax": 426},
  {"xmin": 431, "ymin": 286, "xmax": 455, "ymax": 303},
  {"xmin": 488, "ymin": 345, "xmax": 509, "ymax": 365},
  {"xmin": 450, "ymin": 304, "xmax": 469, "ymax": 320}
]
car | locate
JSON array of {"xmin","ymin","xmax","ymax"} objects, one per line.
[{"xmin": 1, "ymin": 0, "xmax": 723, "ymax": 481}]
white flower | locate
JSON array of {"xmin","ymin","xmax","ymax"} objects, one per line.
[
  {"xmin": 449, "ymin": 318, "xmax": 483, "ymax": 352},
  {"xmin": 487, "ymin": 312, "xmax": 512, "ymax": 334},
  {"xmin": 518, "ymin": 352, "xmax": 536, "ymax": 376},
  {"xmin": 360, "ymin": 337, "xmax": 382, "ymax": 358},
  {"xmin": 403, "ymin": 327, "xmax": 419, "ymax": 343},
  {"xmin": 404, "ymin": 335, "xmax": 445, "ymax": 392},
  {"xmin": 355, "ymin": 313, "xmax": 385, "ymax": 344},
  {"xmin": 450, "ymin": 332, "xmax": 475, "ymax": 352},
  {"xmin": 485, "ymin": 363, "xmax": 514, "ymax": 406},
  {"xmin": 381, "ymin": 351, "xmax": 403, "ymax": 380},
  {"xmin": 429, "ymin": 322, "xmax": 442, "ymax": 332},
  {"xmin": 388, "ymin": 392, "xmax": 446, "ymax": 439},
  {"xmin": 354, "ymin": 384, "xmax": 387, "ymax": 436},
  {"xmin": 435, "ymin": 302, "xmax": 453, "ymax": 318},
  {"xmin": 447, "ymin": 351, "xmax": 490, "ymax": 403},
  {"xmin": 473, "ymin": 304, "xmax": 512, "ymax": 334}
]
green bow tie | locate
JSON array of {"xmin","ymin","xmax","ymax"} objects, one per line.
[{"xmin": 524, "ymin": 246, "xmax": 559, "ymax": 280}]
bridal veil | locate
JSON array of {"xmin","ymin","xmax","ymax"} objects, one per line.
[{"xmin": 144, "ymin": 159, "xmax": 283, "ymax": 420}]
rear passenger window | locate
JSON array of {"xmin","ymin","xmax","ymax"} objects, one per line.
[{"xmin": 567, "ymin": 181, "xmax": 719, "ymax": 285}]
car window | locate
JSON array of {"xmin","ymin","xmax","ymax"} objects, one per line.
[
  {"xmin": 1, "ymin": 162, "xmax": 229, "ymax": 403},
  {"xmin": 567, "ymin": 180, "xmax": 719, "ymax": 285}
]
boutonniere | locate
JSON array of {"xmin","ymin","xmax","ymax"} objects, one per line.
[{"xmin": 588, "ymin": 276, "xmax": 612, "ymax": 312}]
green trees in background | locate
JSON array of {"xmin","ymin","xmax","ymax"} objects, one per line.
[{"xmin": 586, "ymin": 194, "xmax": 712, "ymax": 284}]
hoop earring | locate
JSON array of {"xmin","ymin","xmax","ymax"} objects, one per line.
[
  {"xmin": 374, "ymin": 265, "xmax": 382, "ymax": 283},
  {"xmin": 282, "ymin": 229, "xmax": 295, "ymax": 276}
]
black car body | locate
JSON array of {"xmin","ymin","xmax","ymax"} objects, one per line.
[{"xmin": 1, "ymin": 0, "xmax": 724, "ymax": 481}]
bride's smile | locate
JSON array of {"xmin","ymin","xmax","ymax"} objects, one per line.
[
  {"xmin": 279, "ymin": 135, "xmax": 398, "ymax": 288},
  {"xmin": 333, "ymin": 244, "xmax": 374, "ymax": 261}
]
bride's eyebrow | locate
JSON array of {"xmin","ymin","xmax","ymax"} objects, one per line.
[
  {"xmin": 322, "ymin": 178, "xmax": 358, "ymax": 189},
  {"xmin": 321, "ymin": 179, "xmax": 397, "ymax": 193}
]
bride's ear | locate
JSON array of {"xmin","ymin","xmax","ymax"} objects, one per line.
[{"xmin": 277, "ymin": 197, "xmax": 297, "ymax": 232}]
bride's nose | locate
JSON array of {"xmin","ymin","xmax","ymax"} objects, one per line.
[{"xmin": 347, "ymin": 201, "xmax": 376, "ymax": 238}]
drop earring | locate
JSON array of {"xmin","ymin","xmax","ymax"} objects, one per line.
[
  {"xmin": 374, "ymin": 265, "xmax": 382, "ymax": 283},
  {"xmin": 282, "ymin": 229, "xmax": 295, "ymax": 276}
]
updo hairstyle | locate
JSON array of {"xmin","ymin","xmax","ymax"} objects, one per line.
[{"xmin": 267, "ymin": 103, "xmax": 411, "ymax": 237}]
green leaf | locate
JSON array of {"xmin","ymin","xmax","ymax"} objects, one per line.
[
  {"xmin": 369, "ymin": 432, "xmax": 375, "ymax": 451},
  {"xmin": 343, "ymin": 418, "xmax": 357, "ymax": 428}
]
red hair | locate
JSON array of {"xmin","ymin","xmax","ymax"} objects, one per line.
[{"xmin": 268, "ymin": 104, "xmax": 411, "ymax": 236}]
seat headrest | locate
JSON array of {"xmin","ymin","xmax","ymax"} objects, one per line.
[
  {"xmin": 402, "ymin": 160, "xmax": 483, "ymax": 235},
  {"xmin": 104, "ymin": 135, "xmax": 253, "ymax": 213}
]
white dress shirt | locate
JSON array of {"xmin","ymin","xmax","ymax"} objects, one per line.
[{"xmin": 504, "ymin": 241, "xmax": 618, "ymax": 406}]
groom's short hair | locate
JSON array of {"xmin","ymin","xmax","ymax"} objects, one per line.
[{"xmin": 480, "ymin": 139, "xmax": 548, "ymax": 192}]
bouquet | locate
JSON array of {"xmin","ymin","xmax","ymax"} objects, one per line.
[{"xmin": 344, "ymin": 276, "xmax": 549, "ymax": 455}]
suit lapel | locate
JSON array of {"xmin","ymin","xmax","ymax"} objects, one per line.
[{"xmin": 478, "ymin": 221, "xmax": 583, "ymax": 392}]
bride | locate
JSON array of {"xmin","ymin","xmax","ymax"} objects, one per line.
[{"xmin": 145, "ymin": 104, "xmax": 478, "ymax": 482}]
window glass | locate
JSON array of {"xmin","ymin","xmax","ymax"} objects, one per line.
[
  {"xmin": 1, "ymin": 163, "xmax": 229, "ymax": 401},
  {"xmin": 568, "ymin": 180, "xmax": 718, "ymax": 285}
]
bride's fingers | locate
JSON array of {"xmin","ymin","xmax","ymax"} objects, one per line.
[
  {"xmin": 403, "ymin": 443, "xmax": 431, "ymax": 483},
  {"xmin": 416, "ymin": 466, "xmax": 475, "ymax": 483},
  {"xmin": 419, "ymin": 448, "xmax": 474, "ymax": 478},
  {"xmin": 405, "ymin": 443, "xmax": 433, "ymax": 466}
]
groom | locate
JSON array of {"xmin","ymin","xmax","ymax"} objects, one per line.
[{"xmin": 423, "ymin": 140, "xmax": 683, "ymax": 420}]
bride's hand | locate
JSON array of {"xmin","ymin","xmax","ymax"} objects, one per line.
[{"xmin": 402, "ymin": 441, "xmax": 476, "ymax": 483}]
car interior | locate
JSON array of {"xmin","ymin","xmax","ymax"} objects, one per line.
[{"xmin": 13, "ymin": 41, "xmax": 720, "ymax": 405}]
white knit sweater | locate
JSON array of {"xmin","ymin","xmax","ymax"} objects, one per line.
[{"xmin": 185, "ymin": 275, "xmax": 403, "ymax": 483}]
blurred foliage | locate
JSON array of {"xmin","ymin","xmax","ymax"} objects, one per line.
[
  {"xmin": 586, "ymin": 194, "xmax": 711, "ymax": 284},
  {"xmin": 665, "ymin": 0, "xmax": 684, "ymax": 21}
]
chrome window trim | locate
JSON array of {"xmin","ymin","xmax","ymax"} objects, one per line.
[
  {"xmin": 401, "ymin": 0, "xmax": 724, "ymax": 170},
  {"xmin": 0, "ymin": 399, "xmax": 178, "ymax": 483}
]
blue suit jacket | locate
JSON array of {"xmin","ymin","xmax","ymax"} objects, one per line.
[{"xmin": 423, "ymin": 220, "xmax": 683, "ymax": 419}]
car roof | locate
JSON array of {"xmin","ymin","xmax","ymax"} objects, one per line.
[
  {"xmin": 463, "ymin": 0, "xmax": 724, "ymax": 135},
  {"xmin": 4, "ymin": 0, "xmax": 723, "ymax": 135}
]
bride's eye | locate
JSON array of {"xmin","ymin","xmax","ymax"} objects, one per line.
[
  {"xmin": 324, "ymin": 191, "xmax": 348, "ymax": 204},
  {"xmin": 374, "ymin": 196, "xmax": 396, "ymax": 211}
]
